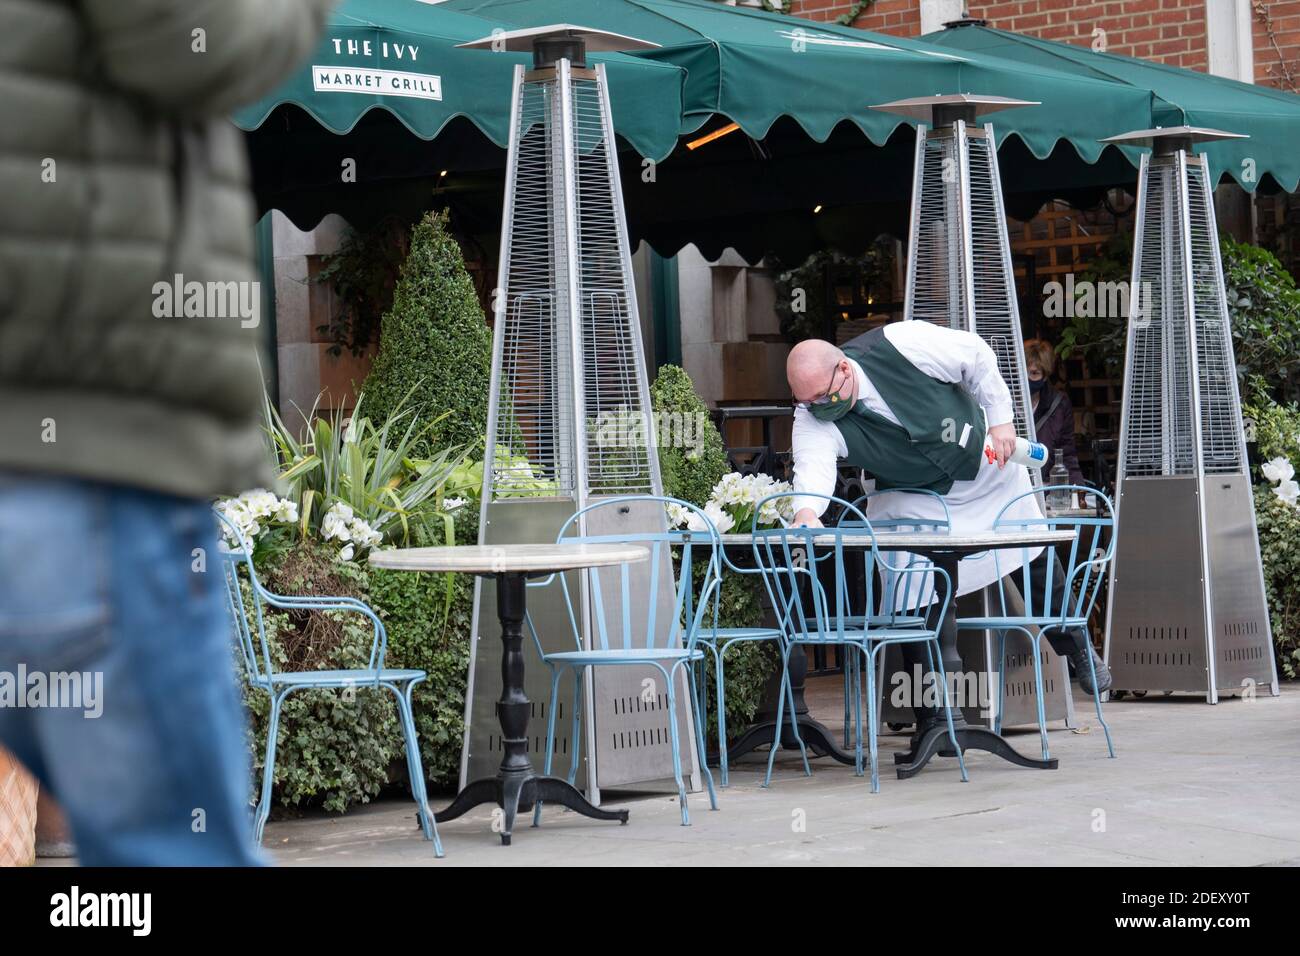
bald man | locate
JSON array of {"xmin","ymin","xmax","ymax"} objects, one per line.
[{"xmin": 787, "ymin": 322, "xmax": 1111, "ymax": 695}]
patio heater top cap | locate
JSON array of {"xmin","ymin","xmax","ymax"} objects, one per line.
[
  {"xmin": 458, "ymin": 24, "xmax": 660, "ymax": 69},
  {"xmin": 1100, "ymin": 125, "xmax": 1248, "ymax": 154},
  {"xmin": 942, "ymin": 9, "xmax": 989, "ymax": 28},
  {"xmin": 870, "ymin": 93, "xmax": 1039, "ymax": 126}
]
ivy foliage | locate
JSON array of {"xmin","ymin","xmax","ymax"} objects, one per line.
[{"xmin": 1253, "ymin": 487, "xmax": 1300, "ymax": 680}]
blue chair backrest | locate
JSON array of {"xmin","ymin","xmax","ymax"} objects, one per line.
[
  {"xmin": 547, "ymin": 495, "xmax": 722, "ymax": 654},
  {"xmin": 751, "ymin": 494, "xmax": 872, "ymax": 645},
  {"xmin": 842, "ymin": 488, "xmax": 951, "ymax": 616},
  {"xmin": 991, "ymin": 484, "xmax": 1116, "ymax": 624},
  {"xmin": 213, "ymin": 509, "xmax": 387, "ymax": 684}
]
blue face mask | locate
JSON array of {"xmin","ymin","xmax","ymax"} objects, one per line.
[{"xmin": 1029, "ymin": 378, "xmax": 1047, "ymax": 395}]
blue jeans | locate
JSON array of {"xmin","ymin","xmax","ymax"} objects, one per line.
[{"xmin": 0, "ymin": 474, "xmax": 263, "ymax": 866}]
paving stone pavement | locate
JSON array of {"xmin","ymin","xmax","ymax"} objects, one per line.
[{"xmin": 264, "ymin": 679, "xmax": 1300, "ymax": 866}]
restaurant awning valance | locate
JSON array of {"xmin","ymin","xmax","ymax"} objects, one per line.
[{"xmin": 923, "ymin": 19, "xmax": 1300, "ymax": 193}]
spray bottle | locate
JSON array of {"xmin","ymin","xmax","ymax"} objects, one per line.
[{"xmin": 983, "ymin": 435, "xmax": 1049, "ymax": 469}]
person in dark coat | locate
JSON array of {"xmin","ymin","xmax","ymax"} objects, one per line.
[{"xmin": 1024, "ymin": 338, "xmax": 1086, "ymax": 488}]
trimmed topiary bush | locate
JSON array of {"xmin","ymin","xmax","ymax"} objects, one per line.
[
  {"xmin": 649, "ymin": 364, "xmax": 729, "ymax": 509},
  {"xmin": 362, "ymin": 209, "xmax": 492, "ymax": 458}
]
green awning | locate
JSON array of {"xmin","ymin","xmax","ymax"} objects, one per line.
[
  {"xmin": 232, "ymin": 0, "xmax": 688, "ymax": 161},
  {"xmin": 440, "ymin": 0, "xmax": 1157, "ymax": 165},
  {"xmin": 924, "ymin": 20, "xmax": 1300, "ymax": 193}
]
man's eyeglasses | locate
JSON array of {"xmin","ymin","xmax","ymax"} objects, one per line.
[{"xmin": 795, "ymin": 364, "xmax": 847, "ymax": 409}]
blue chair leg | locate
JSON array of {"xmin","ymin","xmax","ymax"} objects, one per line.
[
  {"xmin": 709, "ymin": 641, "xmax": 730, "ymax": 788},
  {"xmin": 865, "ymin": 644, "xmax": 881, "ymax": 792},
  {"xmin": 255, "ymin": 687, "xmax": 290, "ymax": 845},
  {"xmin": 663, "ymin": 673, "xmax": 690, "ymax": 826},
  {"xmin": 534, "ymin": 667, "xmax": 563, "ymax": 828},
  {"xmin": 392, "ymin": 681, "xmax": 443, "ymax": 856},
  {"xmin": 783, "ymin": 650, "xmax": 812, "ymax": 778},
  {"xmin": 1084, "ymin": 648, "xmax": 1117, "ymax": 758},
  {"xmin": 994, "ymin": 631, "xmax": 1007, "ymax": 736},
  {"xmin": 566, "ymin": 666, "xmax": 584, "ymax": 788},
  {"xmin": 842, "ymin": 649, "xmax": 854, "ymax": 749},
  {"xmin": 763, "ymin": 651, "xmax": 792, "ymax": 789},
  {"xmin": 1026, "ymin": 629, "xmax": 1051, "ymax": 761},
  {"xmin": 685, "ymin": 664, "xmax": 718, "ymax": 811},
  {"xmin": 929, "ymin": 640, "xmax": 969, "ymax": 783},
  {"xmin": 852, "ymin": 646, "xmax": 866, "ymax": 777}
]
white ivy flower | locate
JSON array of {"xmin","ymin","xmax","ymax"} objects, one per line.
[{"xmin": 1262, "ymin": 457, "xmax": 1295, "ymax": 485}]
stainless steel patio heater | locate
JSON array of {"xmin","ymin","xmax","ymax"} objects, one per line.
[
  {"xmin": 869, "ymin": 94, "xmax": 1074, "ymax": 732},
  {"xmin": 456, "ymin": 26, "xmax": 702, "ymax": 802},
  {"xmin": 1101, "ymin": 126, "xmax": 1278, "ymax": 702}
]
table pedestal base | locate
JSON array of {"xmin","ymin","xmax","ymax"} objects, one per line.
[
  {"xmin": 434, "ymin": 771, "xmax": 628, "ymax": 846},
  {"xmin": 893, "ymin": 722, "xmax": 1058, "ymax": 777}
]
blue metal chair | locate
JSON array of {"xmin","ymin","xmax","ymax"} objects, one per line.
[
  {"xmin": 839, "ymin": 489, "xmax": 951, "ymax": 747},
  {"xmin": 955, "ymin": 485, "xmax": 1116, "ymax": 760},
  {"xmin": 527, "ymin": 495, "xmax": 720, "ymax": 827},
  {"xmin": 675, "ymin": 520, "xmax": 785, "ymax": 789},
  {"xmin": 214, "ymin": 511, "xmax": 442, "ymax": 855},
  {"xmin": 752, "ymin": 493, "xmax": 967, "ymax": 792}
]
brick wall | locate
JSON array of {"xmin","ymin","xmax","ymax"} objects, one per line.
[
  {"xmin": 1253, "ymin": 0, "xmax": 1300, "ymax": 90},
  {"xmin": 790, "ymin": 0, "xmax": 1211, "ymax": 70}
]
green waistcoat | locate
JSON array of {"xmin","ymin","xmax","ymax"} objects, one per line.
[{"xmin": 833, "ymin": 327, "xmax": 986, "ymax": 495}]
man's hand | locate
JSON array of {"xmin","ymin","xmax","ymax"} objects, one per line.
[
  {"xmin": 987, "ymin": 422, "xmax": 1018, "ymax": 469},
  {"xmin": 792, "ymin": 508, "xmax": 823, "ymax": 528}
]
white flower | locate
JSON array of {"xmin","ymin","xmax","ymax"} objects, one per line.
[
  {"xmin": 321, "ymin": 503, "xmax": 355, "ymax": 542},
  {"xmin": 442, "ymin": 497, "xmax": 468, "ymax": 513},
  {"xmin": 686, "ymin": 500, "xmax": 734, "ymax": 534},
  {"xmin": 664, "ymin": 501, "xmax": 690, "ymax": 528},
  {"xmin": 273, "ymin": 498, "xmax": 299, "ymax": 523},
  {"xmin": 338, "ymin": 543, "xmax": 355, "ymax": 561},
  {"xmin": 1274, "ymin": 479, "xmax": 1300, "ymax": 507},
  {"xmin": 1262, "ymin": 457, "xmax": 1295, "ymax": 484}
]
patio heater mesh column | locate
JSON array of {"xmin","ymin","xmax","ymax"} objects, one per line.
[
  {"xmin": 457, "ymin": 27, "xmax": 700, "ymax": 800},
  {"xmin": 1101, "ymin": 126, "xmax": 1278, "ymax": 702},
  {"xmin": 876, "ymin": 95, "xmax": 1039, "ymax": 446}
]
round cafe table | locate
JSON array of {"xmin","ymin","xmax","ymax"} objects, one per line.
[
  {"xmin": 369, "ymin": 542, "xmax": 648, "ymax": 846},
  {"xmin": 816, "ymin": 528, "xmax": 1080, "ymax": 777},
  {"xmin": 685, "ymin": 528, "xmax": 1074, "ymax": 775}
]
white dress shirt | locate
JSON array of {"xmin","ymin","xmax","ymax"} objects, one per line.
[{"xmin": 791, "ymin": 321, "xmax": 1043, "ymax": 599}]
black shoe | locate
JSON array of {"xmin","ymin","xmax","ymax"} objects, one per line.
[{"xmin": 1068, "ymin": 645, "xmax": 1112, "ymax": 695}]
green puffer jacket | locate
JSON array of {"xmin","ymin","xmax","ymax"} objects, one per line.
[{"xmin": 0, "ymin": 0, "xmax": 334, "ymax": 497}]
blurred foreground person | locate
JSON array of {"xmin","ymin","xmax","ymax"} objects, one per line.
[{"xmin": 0, "ymin": 0, "xmax": 333, "ymax": 865}]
